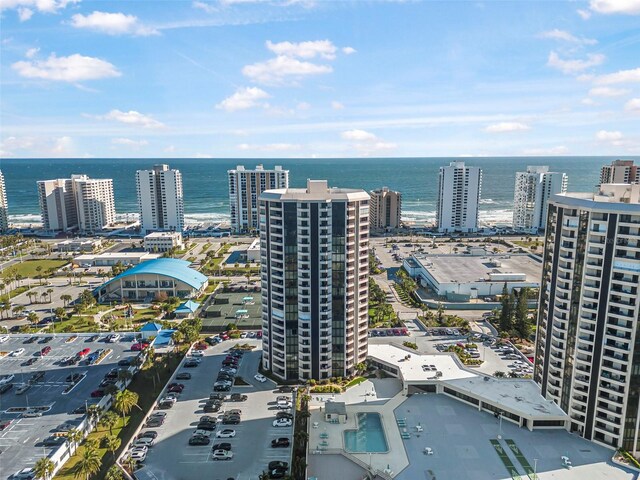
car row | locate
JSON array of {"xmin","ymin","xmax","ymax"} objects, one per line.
[{"xmin": 369, "ymin": 328, "xmax": 409, "ymax": 337}]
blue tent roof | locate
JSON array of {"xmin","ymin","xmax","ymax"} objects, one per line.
[
  {"xmin": 140, "ymin": 322, "xmax": 163, "ymax": 332},
  {"xmin": 153, "ymin": 329, "xmax": 175, "ymax": 346},
  {"xmin": 175, "ymin": 300, "xmax": 200, "ymax": 313},
  {"xmin": 99, "ymin": 258, "xmax": 207, "ymax": 291}
]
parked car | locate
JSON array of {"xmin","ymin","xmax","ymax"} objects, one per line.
[
  {"xmin": 129, "ymin": 449, "xmax": 147, "ymax": 462},
  {"xmin": 15, "ymin": 383, "xmax": 31, "ymax": 395},
  {"xmin": 23, "ymin": 337, "xmax": 38, "ymax": 344},
  {"xmin": 137, "ymin": 430, "xmax": 158, "ymax": 440},
  {"xmin": 0, "ymin": 383, "xmax": 14, "ymax": 394},
  {"xmin": 215, "ymin": 429, "xmax": 236, "ymax": 438},
  {"xmin": 268, "ymin": 461, "xmax": 289, "ymax": 470},
  {"xmin": 40, "ymin": 346, "xmax": 52, "ymax": 356},
  {"xmin": 196, "ymin": 421, "xmax": 217, "ymax": 431},
  {"xmin": 65, "ymin": 373, "xmax": 83, "ymax": 383},
  {"xmin": 222, "ymin": 415, "xmax": 240, "ymax": 425},
  {"xmin": 276, "ymin": 399, "xmax": 292, "ymax": 409},
  {"xmin": 77, "ymin": 348, "xmax": 91, "ymax": 357},
  {"xmin": 9, "ymin": 348, "xmax": 25, "ymax": 357},
  {"xmin": 42, "ymin": 436, "xmax": 68, "ymax": 447},
  {"xmin": 277, "ymin": 386, "xmax": 294, "ymax": 393},
  {"xmin": 133, "ymin": 437, "xmax": 155, "ymax": 448},
  {"xmin": 229, "ymin": 393, "xmax": 247, "ymax": 402},
  {"xmin": 91, "ymin": 389, "xmax": 105, "ymax": 398},
  {"xmin": 212, "ymin": 449, "xmax": 234, "ymax": 461},
  {"xmin": 184, "ymin": 360, "xmax": 199, "ymax": 368},
  {"xmin": 254, "ymin": 374, "xmax": 267, "ymax": 383},
  {"xmin": 271, "ymin": 437, "xmax": 290, "ymax": 448},
  {"xmin": 0, "ymin": 335, "xmax": 9, "ymax": 343},
  {"xmin": 204, "ymin": 404, "xmax": 221, "ymax": 413},
  {"xmin": 276, "ymin": 411, "xmax": 293, "ymax": 420},
  {"xmin": 273, "ymin": 418, "xmax": 292, "ymax": 427},
  {"xmin": 190, "ymin": 350, "xmax": 204, "ymax": 357},
  {"xmin": 176, "ymin": 372, "xmax": 191, "ymax": 380},
  {"xmin": 269, "ymin": 468, "xmax": 288, "ymax": 479},
  {"xmin": 168, "ymin": 383, "xmax": 185, "ymax": 392},
  {"xmin": 118, "ymin": 358, "xmax": 133, "ymax": 367},
  {"xmin": 189, "ymin": 435, "xmax": 210, "ymax": 446},
  {"xmin": 23, "ymin": 357, "xmax": 38, "ymax": 366},
  {"xmin": 211, "ymin": 442, "xmax": 231, "ymax": 451},
  {"xmin": 131, "ymin": 342, "xmax": 149, "ymax": 351}
]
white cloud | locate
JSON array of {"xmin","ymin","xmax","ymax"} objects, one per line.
[
  {"xmin": 25, "ymin": 47, "xmax": 39, "ymax": 58},
  {"xmin": 97, "ymin": 109, "xmax": 165, "ymax": 128},
  {"xmin": 242, "ymin": 55, "xmax": 332, "ymax": 85},
  {"xmin": 593, "ymin": 67, "xmax": 640, "ymax": 85},
  {"xmin": 70, "ymin": 11, "xmax": 158, "ymax": 36},
  {"xmin": 355, "ymin": 141, "xmax": 397, "ymax": 156},
  {"xmin": 588, "ymin": 86, "xmax": 630, "ymax": 97},
  {"xmin": 192, "ymin": 1, "xmax": 216, "ymax": 13},
  {"xmin": 216, "ymin": 87, "xmax": 271, "ymax": 112},
  {"xmin": 17, "ymin": 7, "xmax": 32, "ymax": 20},
  {"xmin": 342, "ymin": 46, "xmax": 356, "ymax": 55},
  {"xmin": 237, "ymin": 143, "xmax": 301, "ymax": 152},
  {"xmin": 164, "ymin": 145, "xmax": 176, "ymax": 153},
  {"xmin": 331, "ymin": 101, "xmax": 344, "ymax": 110},
  {"xmin": 484, "ymin": 122, "xmax": 530, "ymax": 133},
  {"xmin": 577, "ymin": 8, "xmax": 592, "ymax": 19},
  {"xmin": 539, "ymin": 29, "xmax": 597, "ymax": 45},
  {"xmin": 112, "ymin": 138, "xmax": 149, "ymax": 147},
  {"xmin": 547, "ymin": 51, "xmax": 605, "ymax": 74},
  {"xmin": 625, "ymin": 98, "xmax": 640, "ymax": 112},
  {"xmin": 581, "ymin": 98, "xmax": 598, "ymax": 105},
  {"xmin": 0, "ymin": 135, "xmax": 73, "ymax": 156},
  {"xmin": 596, "ymin": 130, "xmax": 623, "ymax": 141},
  {"xmin": 296, "ymin": 101, "xmax": 311, "ymax": 110},
  {"xmin": 341, "ymin": 129, "xmax": 377, "ymax": 141},
  {"xmin": 0, "ymin": 0, "xmax": 79, "ymax": 18},
  {"xmin": 266, "ymin": 40, "xmax": 337, "ymax": 59},
  {"xmin": 589, "ymin": 0, "xmax": 640, "ymax": 15},
  {"xmin": 523, "ymin": 146, "xmax": 569, "ymax": 155},
  {"xmin": 12, "ymin": 53, "xmax": 121, "ymax": 82}
]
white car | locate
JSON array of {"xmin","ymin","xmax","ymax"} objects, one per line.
[
  {"xmin": 277, "ymin": 400, "xmax": 292, "ymax": 409},
  {"xmin": 132, "ymin": 437, "xmax": 154, "ymax": 448},
  {"xmin": 22, "ymin": 409, "xmax": 42, "ymax": 418},
  {"xmin": 129, "ymin": 450, "xmax": 147, "ymax": 462},
  {"xmin": 190, "ymin": 350, "xmax": 204, "ymax": 357},
  {"xmin": 10, "ymin": 468, "xmax": 35, "ymax": 479},
  {"xmin": 9, "ymin": 348, "xmax": 25, "ymax": 357},
  {"xmin": 0, "ymin": 374, "xmax": 15, "ymax": 385},
  {"xmin": 0, "ymin": 335, "xmax": 9, "ymax": 343},
  {"xmin": 240, "ymin": 332, "xmax": 248, "ymax": 339},
  {"xmin": 192, "ymin": 429, "xmax": 211, "ymax": 437},
  {"xmin": 254, "ymin": 374, "xmax": 267, "ymax": 383},
  {"xmin": 273, "ymin": 418, "xmax": 292, "ymax": 427},
  {"xmin": 216, "ymin": 429, "xmax": 236, "ymax": 438},
  {"xmin": 212, "ymin": 449, "xmax": 234, "ymax": 461}
]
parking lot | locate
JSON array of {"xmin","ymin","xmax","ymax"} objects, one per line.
[
  {"xmin": 134, "ymin": 340, "xmax": 294, "ymax": 480},
  {"xmin": 0, "ymin": 333, "xmax": 141, "ymax": 479},
  {"xmin": 201, "ymin": 291, "xmax": 263, "ymax": 332}
]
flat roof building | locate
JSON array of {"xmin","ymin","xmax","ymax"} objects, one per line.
[
  {"xmin": 369, "ymin": 187, "xmax": 402, "ymax": 230},
  {"xmin": 436, "ymin": 161, "xmax": 482, "ymax": 233},
  {"xmin": 56, "ymin": 238, "xmax": 102, "ymax": 252},
  {"xmin": 143, "ymin": 231, "xmax": 184, "ymax": 252},
  {"xmin": 403, "ymin": 251, "xmax": 541, "ymax": 300},
  {"xmin": 228, "ymin": 164, "xmax": 289, "ymax": 233},
  {"xmin": 600, "ymin": 160, "xmax": 638, "ymax": 185},
  {"xmin": 136, "ymin": 164, "xmax": 184, "ymax": 234},
  {"xmin": 73, "ymin": 252, "xmax": 160, "ymax": 267},
  {"xmin": 513, "ymin": 166, "xmax": 568, "ymax": 233},
  {"xmin": 95, "ymin": 258, "xmax": 207, "ymax": 303},
  {"xmin": 368, "ymin": 344, "xmax": 568, "ymax": 430}
]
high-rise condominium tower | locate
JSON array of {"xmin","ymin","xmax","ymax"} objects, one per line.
[
  {"xmin": 260, "ymin": 180, "xmax": 370, "ymax": 381},
  {"xmin": 228, "ymin": 165, "xmax": 289, "ymax": 233},
  {"xmin": 136, "ymin": 164, "xmax": 184, "ymax": 234},
  {"xmin": 534, "ymin": 183, "xmax": 640, "ymax": 453},
  {"xmin": 38, "ymin": 175, "xmax": 115, "ymax": 233},
  {"xmin": 0, "ymin": 170, "xmax": 7, "ymax": 232},
  {"xmin": 513, "ymin": 166, "xmax": 568, "ymax": 233},
  {"xmin": 369, "ymin": 187, "xmax": 402, "ymax": 230},
  {"xmin": 600, "ymin": 160, "xmax": 639, "ymax": 185},
  {"xmin": 436, "ymin": 161, "xmax": 482, "ymax": 233}
]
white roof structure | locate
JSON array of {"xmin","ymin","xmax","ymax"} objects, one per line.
[{"xmin": 368, "ymin": 344, "xmax": 567, "ymax": 425}]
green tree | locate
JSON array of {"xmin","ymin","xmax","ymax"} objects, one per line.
[
  {"xmin": 104, "ymin": 434, "xmax": 121, "ymax": 460},
  {"xmin": 66, "ymin": 428, "xmax": 84, "ymax": 454},
  {"xmin": 35, "ymin": 265, "xmax": 43, "ymax": 284},
  {"xmin": 99, "ymin": 411, "xmax": 119, "ymax": 435},
  {"xmin": 33, "ymin": 457, "xmax": 55, "ymax": 480},
  {"xmin": 46, "ymin": 288, "xmax": 54, "ymax": 302},
  {"xmin": 514, "ymin": 287, "xmax": 531, "ymax": 339},
  {"xmin": 105, "ymin": 465, "xmax": 124, "ymax": 480},
  {"xmin": 27, "ymin": 311, "xmax": 38, "ymax": 325},
  {"xmin": 113, "ymin": 389, "xmax": 139, "ymax": 427},
  {"xmin": 494, "ymin": 371, "xmax": 506, "ymax": 378},
  {"xmin": 12, "ymin": 305, "xmax": 25, "ymax": 318},
  {"xmin": 54, "ymin": 307, "xmax": 66, "ymax": 320},
  {"xmin": 437, "ymin": 303, "xmax": 445, "ymax": 323},
  {"xmin": 74, "ymin": 446, "xmax": 102, "ymax": 480},
  {"xmin": 498, "ymin": 284, "xmax": 513, "ymax": 333}
]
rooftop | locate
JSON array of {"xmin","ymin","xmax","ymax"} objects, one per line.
[
  {"xmin": 144, "ymin": 231, "xmax": 182, "ymax": 239},
  {"xmin": 75, "ymin": 252, "xmax": 160, "ymax": 260},
  {"xmin": 410, "ymin": 252, "xmax": 542, "ymax": 285},
  {"xmin": 554, "ymin": 183, "xmax": 640, "ymax": 207},
  {"xmin": 324, "ymin": 401, "xmax": 347, "ymax": 415},
  {"xmin": 175, "ymin": 300, "xmax": 200, "ymax": 313},
  {"xmin": 260, "ymin": 179, "xmax": 369, "ymax": 202},
  {"xmin": 368, "ymin": 344, "xmax": 567, "ymax": 419},
  {"xmin": 100, "ymin": 258, "xmax": 207, "ymax": 290}
]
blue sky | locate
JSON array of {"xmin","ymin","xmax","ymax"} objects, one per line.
[{"xmin": 1, "ymin": 0, "xmax": 639, "ymax": 158}]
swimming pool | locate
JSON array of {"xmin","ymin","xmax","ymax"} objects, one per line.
[{"xmin": 344, "ymin": 412, "xmax": 389, "ymax": 453}]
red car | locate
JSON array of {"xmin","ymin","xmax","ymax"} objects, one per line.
[
  {"xmin": 194, "ymin": 342, "xmax": 208, "ymax": 350},
  {"xmin": 77, "ymin": 348, "xmax": 91, "ymax": 357},
  {"xmin": 40, "ymin": 346, "xmax": 52, "ymax": 356},
  {"xmin": 131, "ymin": 342, "xmax": 149, "ymax": 352},
  {"xmin": 256, "ymin": 331, "xmax": 263, "ymax": 339},
  {"xmin": 91, "ymin": 389, "xmax": 105, "ymax": 398},
  {"xmin": 168, "ymin": 383, "xmax": 184, "ymax": 393}
]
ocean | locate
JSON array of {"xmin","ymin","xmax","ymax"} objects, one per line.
[{"xmin": 0, "ymin": 156, "xmax": 634, "ymax": 227}]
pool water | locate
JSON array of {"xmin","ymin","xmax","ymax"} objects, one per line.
[{"xmin": 344, "ymin": 413, "xmax": 389, "ymax": 453}]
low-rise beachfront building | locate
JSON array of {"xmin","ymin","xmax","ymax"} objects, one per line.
[{"xmin": 143, "ymin": 231, "xmax": 184, "ymax": 252}]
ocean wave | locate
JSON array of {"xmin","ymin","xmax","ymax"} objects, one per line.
[
  {"xmin": 479, "ymin": 209, "xmax": 513, "ymax": 224},
  {"xmin": 8, "ymin": 214, "xmax": 42, "ymax": 223},
  {"xmin": 479, "ymin": 198, "xmax": 497, "ymax": 204}
]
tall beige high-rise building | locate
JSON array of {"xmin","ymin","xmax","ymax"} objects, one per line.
[
  {"xmin": 259, "ymin": 180, "xmax": 370, "ymax": 381},
  {"xmin": 38, "ymin": 175, "xmax": 115, "ymax": 233},
  {"xmin": 0, "ymin": 170, "xmax": 8, "ymax": 232},
  {"xmin": 600, "ymin": 160, "xmax": 638, "ymax": 185},
  {"xmin": 228, "ymin": 165, "xmax": 289, "ymax": 233},
  {"xmin": 534, "ymin": 183, "xmax": 640, "ymax": 453},
  {"xmin": 136, "ymin": 164, "xmax": 184, "ymax": 234},
  {"xmin": 369, "ymin": 187, "xmax": 402, "ymax": 230}
]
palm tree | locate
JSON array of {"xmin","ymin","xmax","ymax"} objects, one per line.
[
  {"xmin": 105, "ymin": 465, "xmax": 124, "ymax": 480},
  {"xmin": 36, "ymin": 265, "xmax": 43, "ymax": 284},
  {"xmin": 61, "ymin": 294, "xmax": 72, "ymax": 306},
  {"xmin": 113, "ymin": 389, "xmax": 139, "ymax": 427},
  {"xmin": 104, "ymin": 434, "xmax": 121, "ymax": 460},
  {"xmin": 105, "ymin": 384, "xmax": 120, "ymax": 397},
  {"xmin": 87, "ymin": 405, "xmax": 102, "ymax": 426},
  {"xmin": 117, "ymin": 369, "xmax": 133, "ymax": 386},
  {"xmin": 0, "ymin": 283, "xmax": 5, "ymax": 296},
  {"xmin": 47, "ymin": 288, "xmax": 54, "ymax": 302},
  {"xmin": 66, "ymin": 428, "xmax": 84, "ymax": 454},
  {"xmin": 74, "ymin": 447, "xmax": 101, "ymax": 480},
  {"xmin": 40, "ymin": 292, "xmax": 48, "ymax": 304},
  {"xmin": 34, "ymin": 457, "xmax": 55, "ymax": 480},
  {"xmin": 27, "ymin": 312, "xmax": 38, "ymax": 325},
  {"xmin": 12, "ymin": 305, "xmax": 25, "ymax": 318},
  {"xmin": 26, "ymin": 291, "xmax": 34, "ymax": 304},
  {"xmin": 99, "ymin": 410, "xmax": 119, "ymax": 435}
]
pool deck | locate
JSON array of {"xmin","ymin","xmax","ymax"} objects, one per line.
[{"xmin": 308, "ymin": 379, "xmax": 410, "ymax": 477}]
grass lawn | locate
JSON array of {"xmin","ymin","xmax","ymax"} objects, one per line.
[
  {"xmin": 513, "ymin": 240, "xmax": 543, "ymax": 250},
  {"xmin": 1, "ymin": 259, "xmax": 69, "ymax": 279},
  {"xmin": 55, "ymin": 316, "xmax": 98, "ymax": 333},
  {"xmin": 6, "ymin": 285, "xmax": 31, "ymax": 299},
  {"xmin": 132, "ymin": 307, "xmax": 160, "ymax": 321},
  {"xmin": 54, "ymin": 347, "xmax": 188, "ymax": 480},
  {"xmin": 345, "ymin": 376, "xmax": 367, "ymax": 389}
]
